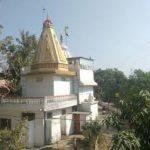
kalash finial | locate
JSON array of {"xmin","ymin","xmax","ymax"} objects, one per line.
[{"xmin": 43, "ymin": 15, "xmax": 53, "ymax": 28}]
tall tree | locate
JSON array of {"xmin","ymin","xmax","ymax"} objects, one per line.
[
  {"xmin": 94, "ymin": 68, "xmax": 127, "ymax": 103},
  {"xmin": 0, "ymin": 30, "xmax": 38, "ymax": 95}
]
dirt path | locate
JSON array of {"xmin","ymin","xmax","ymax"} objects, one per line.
[{"xmin": 40, "ymin": 134, "xmax": 88, "ymax": 150}]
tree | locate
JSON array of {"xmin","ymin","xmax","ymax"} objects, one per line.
[
  {"xmin": 103, "ymin": 112, "xmax": 123, "ymax": 131},
  {"xmin": 0, "ymin": 30, "xmax": 38, "ymax": 95},
  {"xmin": 82, "ymin": 120, "xmax": 102, "ymax": 150},
  {"xmin": 111, "ymin": 131, "xmax": 140, "ymax": 150},
  {"xmin": 94, "ymin": 68, "xmax": 127, "ymax": 103},
  {"xmin": 0, "ymin": 120, "xmax": 27, "ymax": 150}
]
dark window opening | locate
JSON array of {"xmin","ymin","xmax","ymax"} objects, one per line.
[
  {"xmin": 22, "ymin": 113, "xmax": 35, "ymax": 121},
  {"xmin": 47, "ymin": 112, "xmax": 52, "ymax": 119},
  {"xmin": 0, "ymin": 118, "xmax": 11, "ymax": 129},
  {"xmin": 62, "ymin": 109, "xmax": 66, "ymax": 115},
  {"xmin": 72, "ymin": 106, "xmax": 77, "ymax": 111}
]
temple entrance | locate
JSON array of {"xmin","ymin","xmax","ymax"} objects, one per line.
[{"xmin": 73, "ymin": 114, "xmax": 80, "ymax": 133}]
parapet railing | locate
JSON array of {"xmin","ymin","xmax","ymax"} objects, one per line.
[
  {"xmin": 0, "ymin": 97, "xmax": 44, "ymax": 104},
  {"xmin": 0, "ymin": 95, "xmax": 77, "ymax": 105},
  {"xmin": 45, "ymin": 95, "xmax": 77, "ymax": 103}
]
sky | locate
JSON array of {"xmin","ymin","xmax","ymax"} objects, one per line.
[{"xmin": 1, "ymin": 0, "xmax": 150, "ymax": 75}]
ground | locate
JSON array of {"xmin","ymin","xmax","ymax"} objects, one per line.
[{"xmin": 40, "ymin": 135, "xmax": 88, "ymax": 150}]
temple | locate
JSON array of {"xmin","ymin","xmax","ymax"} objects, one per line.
[{"xmin": 0, "ymin": 17, "xmax": 98, "ymax": 148}]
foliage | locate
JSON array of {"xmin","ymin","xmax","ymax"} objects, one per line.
[
  {"xmin": 94, "ymin": 68, "xmax": 127, "ymax": 103},
  {"xmin": 0, "ymin": 30, "xmax": 38, "ymax": 95},
  {"xmin": 0, "ymin": 120, "xmax": 27, "ymax": 150},
  {"xmin": 111, "ymin": 131, "xmax": 140, "ymax": 150},
  {"xmin": 82, "ymin": 120, "xmax": 102, "ymax": 150},
  {"xmin": 116, "ymin": 89, "xmax": 150, "ymax": 149},
  {"xmin": 103, "ymin": 112, "xmax": 123, "ymax": 131},
  {"xmin": 95, "ymin": 69, "xmax": 150, "ymax": 149},
  {"xmin": 82, "ymin": 120, "xmax": 102, "ymax": 141}
]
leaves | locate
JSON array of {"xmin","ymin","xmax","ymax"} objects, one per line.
[
  {"xmin": 0, "ymin": 30, "xmax": 38, "ymax": 95},
  {"xmin": 111, "ymin": 131, "xmax": 140, "ymax": 150},
  {"xmin": 0, "ymin": 120, "xmax": 27, "ymax": 150},
  {"xmin": 94, "ymin": 68, "xmax": 127, "ymax": 103}
]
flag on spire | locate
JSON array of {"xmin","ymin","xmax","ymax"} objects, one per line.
[{"xmin": 64, "ymin": 26, "xmax": 69, "ymax": 37}]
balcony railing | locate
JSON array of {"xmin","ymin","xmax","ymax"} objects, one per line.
[
  {"xmin": 45, "ymin": 95, "xmax": 77, "ymax": 103},
  {"xmin": 0, "ymin": 95, "xmax": 77, "ymax": 108},
  {"xmin": 0, "ymin": 97, "xmax": 44, "ymax": 105}
]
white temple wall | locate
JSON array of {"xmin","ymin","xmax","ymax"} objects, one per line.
[
  {"xmin": 21, "ymin": 74, "xmax": 53, "ymax": 97},
  {"xmin": 0, "ymin": 109, "xmax": 21, "ymax": 129},
  {"xmin": 49, "ymin": 109, "xmax": 61, "ymax": 143},
  {"xmin": 64, "ymin": 107, "xmax": 73, "ymax": 135},
  {"xmin": 34, "ymin": 111, "xmax": 44, "ymax": 147},
  {"xmin": 53, "ymin": 76, "xmax": 71, "ymax": 96},
  {"xmin": 79, "ymin": 102, "xmax": 98, "ymax": 120},
  {"xmin": 90, "ymin": 102, "xmax": 98, "ymax": 120},
  {"xmin": 79, "ymin": 86, "xmax": 94, "ymax": 103},
  {"xmin": 79, "ymin": 69, "xmax": 94, "ymax": 84}
]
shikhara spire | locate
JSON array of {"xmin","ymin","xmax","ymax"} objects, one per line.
[{"xmin": 31, "ymin": 17, "xmax": 74, "ymax": 75}]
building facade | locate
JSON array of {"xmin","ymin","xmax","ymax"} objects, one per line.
[{"xmin": 0, "ymin": 18, "xmax": 98, "ymax": 147}]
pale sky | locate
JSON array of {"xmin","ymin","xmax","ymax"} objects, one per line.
[{"xmin": 1, "ymin": 0, "xmax": 150, "ymax": 74}]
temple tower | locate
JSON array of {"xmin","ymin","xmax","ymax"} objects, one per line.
[{"xmin": 21, "ymin": 18, "xmax": 75, "ymax": 97}]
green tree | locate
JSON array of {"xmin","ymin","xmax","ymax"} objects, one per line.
[
  {"xmin": 103, "ymin": 112, "xmax": 123, "ymax": 131},
  {"xmin": 0, "ymin": 30, "xmax": 38, "ymax": 95},
  {"xmin": 94, "ymin": 68, "xmax": 127, "ymax": 103},
  {"xmin": 0, "ymin": 120, "xmax": 27, "ymax": 150},
  {"xmin": 111, "ymin": 131, "xmax": 140, "ymax": 150},
  {"xmin": 82, "ymin": 120, "xmax": 102, "ymax": 150}
]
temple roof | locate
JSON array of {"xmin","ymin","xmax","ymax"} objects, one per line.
[
  {"xmin": 33, "ymin": 18, "xmax": 68, "ymax": 65},
  {"xmin": 30, "ymin": 18, "xmax": 75, "ymax": 75}
]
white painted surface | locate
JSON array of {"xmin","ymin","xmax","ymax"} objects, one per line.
[
  {"xmin": 34, "ymin": 112, "xmax": 44, "ymax": 147},
  {"xmin": 79, "ymin": 102, "xmax": 98, "ymax": 120},
  {"xmin": 53, "ymin": 76, "xmax": 71, "ymax": 96},
  {"xmin": 46, "ymin": 120, "xmax": 51, "ymax": 144},
  {"xmin": 47, "ymin": 110, "xmax": 61, "ymax": 143},
  {"xmin": 79, "ymin": 69, "xmax": 96, "ymax": 85},
  {"xmin": 90, "ymin": 102, "xmax": 98, "ymax": 120},
  {"xmin": 60, "ymin": 115, "xmax": 66, "ymax": 135},
  {"xmin": 79, "ymin": 87, "xmax": 94, "ymax": 103},
  {"xmin": 27, "ymin": 121, "xmax": 35, "ymax": 148},
  {"xmin": 60, "ymin": 107, "xmax": 73, "ymax": 135},
  {"xmin": 21, "ymin": 74, "xmax": 53, "ymax": 97},
  {"xmin": 0, "ymin": 109, "xmax": 45, "ymax": 147},
  {"xmin": 65, "ymin": 107, "xmax": 73, "ymax": 135}
]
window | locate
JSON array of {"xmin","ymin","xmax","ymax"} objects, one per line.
[
  {"xmin": 0, "ymin": 118, "xmax": 11, "ymax": 129},
  {"xmin": 22, "ymin": 113, "xmax": 35, "ymax": 121},
  {"xmin": 47, "ymin": 112, "xmax": 52, "ymax": 119},
  {"xmin": 62, "ymin": 109, "xmax": 66, "ymax": 115},
  {"xmin": 72, "ymin": 106, "xmax": 77, "ymax": 112}
]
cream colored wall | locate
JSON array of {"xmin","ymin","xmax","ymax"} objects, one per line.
[
  {"xmin": 0, "ymin": 108, "xmax": 45, "ymax": 147},
  {"xmin": 65, "ymin": 107, "xmax": 73, "ymax": 135},
  {"xmin": 34, "ymin": 111, "xmax": 44, "ymax": 147},
  {"xmin": 79, "ymin": 102, "xmax": 98, "ymax": 120},
  {"xmin": 60, "ymin": 107, "xmax": 73, "ymax": 135},
  {"xmin": 48, "ymin": 109, "xmax": 61, "ymax": 143},
  {"xmin": 90, "ymin": 103, "xmax": 98, "ymax": 120},
  {"xmin": 21, "ymin": 74, "xmax": 53, "ymax": 97},
  {"xmin": 79, "ymin": 69, "xmax": 94, "ymax": 84},
  {"xmin": 53, "ymin": 76, "xmax": 71, "ymax": 96},
  {"xmin": 79, "ymin": 86, "xmax": 94, "ymax": 103},
  {"xmin": 0, "ymin": 108, "xmax": 21, "ymax": 129}
]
